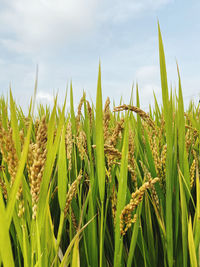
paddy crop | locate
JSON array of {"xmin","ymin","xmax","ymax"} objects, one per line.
[{"xmin": 0, "ymin": 23, "xmax": 199, "ymax": 267}]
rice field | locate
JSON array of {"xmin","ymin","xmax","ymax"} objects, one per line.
[{"xmin": 0, "ymin": 24, "xmax": 200, "ymax": 267}]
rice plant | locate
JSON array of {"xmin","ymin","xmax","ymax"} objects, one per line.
[{"xmin": 0, "ymin": 23, "xmax": 199, "ymax": 267}]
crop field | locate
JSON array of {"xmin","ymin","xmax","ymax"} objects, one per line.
[{"xmin": 0, "ymin": 25, "xmax": 199, "ymax": 267}]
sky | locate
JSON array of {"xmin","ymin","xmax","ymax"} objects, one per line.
[{"xmin": 0, "ymin": 0, "xmax": 200, "ymax": 113}]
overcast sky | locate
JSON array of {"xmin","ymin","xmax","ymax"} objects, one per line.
[{"xmin": 0, "ymin": 0, "xmax": 199, "ymax": 112}]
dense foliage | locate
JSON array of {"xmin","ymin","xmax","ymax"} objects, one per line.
[{"xmin": 0, "ymin": 24, "xmax": 199, "ymax": 267}]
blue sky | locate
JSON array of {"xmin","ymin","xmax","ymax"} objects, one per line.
[{"xmin": 0, "ymin": 0, "xmax": 199, "ymax": 112}]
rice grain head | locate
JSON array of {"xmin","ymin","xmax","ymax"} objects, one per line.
[{"xmin": 120, "ymin": 177, "xmax": 159, "ymax": 235}]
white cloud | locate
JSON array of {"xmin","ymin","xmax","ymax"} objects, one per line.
[
  {"xmin": 134, "ymin": 65, "xmax": 161, "ymax": 108},
  {"xmin": 135, "ymin": 65, "xmax": 159, "ymax": 83},
  {"xmin": 0, "ymin": 0, "xmax": 173, "ymax": 53},
  {"xmin": 36, "ymin": 91, "xmax": 54, "ymax": 102},
  {"xmin": 0, "ymin": 0, "xmax": 97, "ymax": 51},
  {"xmin": 0, "ymin": 0, "xmax": 177, "ymax": 113},
  {"xmin": 135, "ymin": 65, "xmax": 161, "ymax": 94}
]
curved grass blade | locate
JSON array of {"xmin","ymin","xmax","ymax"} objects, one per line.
[{"xmin": 60, "ymin": 216, "xmax": 96, "ymax": 267}]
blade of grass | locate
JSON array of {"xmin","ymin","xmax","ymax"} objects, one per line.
[
  {"xmin": 31, "ymin": 65, "xmax": 38, "ymax": 117},
  {"xmin": 72, "ymin": 238, "xmax": 80, "ymax": 267},
  {"xmin": 58, "ymin": 124, "xmax": 67, "ymax": 211},
  {"xmin": 194, "ymin": 166, "xmax": 200, "ymax": 253},
  {"xmin": 158, "ymin": 21, "xmax": 173, "ymax": 267},
  {"xmin": 188, "ymin": 216, "xmax": 198, "ymax": 267},
  {"xmin": 178, "ymin": 166, "xmax": 188, "ymax": 267},
  {"xmin": 95, "ymin": 63, "xmax": 106, "ymax": 267},
  {"xmin": 37, "ymin": 97, "xmax": 66, "ymax": 228},
  {"xmin": 0, "ymin": 187, "xmax": 14, "ymax": 267},
  {"xmin": 22, "ymin": 222, "xmax": 29, "ymax": 267},
  {"xmin": 10, "ymin": 89, "xmax": 21, "ymax": 156},
  {"xmin": 95, "ymin": 62, "xmax": 105, "ymax": 202},
  {"xmin": 36, "ymin": 219, "xmax": 42, "ymax": 267},
  {"xmin": 70, "ymin": 81, "xmax": 76, "ymax": 136},
  {"xmin": 145, "ymin": 194, "xmax": 156, "ymax": 266},
  {"xmin": 46, "ymin": 97, "xmax": 57, "ymax": 152},
  {"xmin": 83, "ymin": 97, "xmax": 98, "ymax": 265},
  {"xmin": 1, "ymin": 97, "xmax": 8, "ymax": 130},
  {"xmin": 56, "ymin": 211, "xmax": 65, "ymax": 253},
  {"xmin": 114, "ymin": 113, "xmax": 129, "ymax": 267},
  {"xmin": 60, "ymin": 215, "xmax": 96, "ymax": 267},
  {"xmin": 127, "ymin": 203, "xmax": 143, "ymax": 267}
]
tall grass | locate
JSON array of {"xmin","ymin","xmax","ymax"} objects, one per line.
[{"xmin": 0, "ymin": 24, "xmax": 199, "ymax": 266}]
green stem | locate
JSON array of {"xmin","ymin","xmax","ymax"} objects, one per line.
[{"xmin": 99, "ymin": 201, "xmax": 104, "ymax": 267}]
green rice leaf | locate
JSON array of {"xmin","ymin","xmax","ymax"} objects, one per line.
[
  {"xmin": 145, "ymin": 194, "xmax": 156, "ymax": 266},
  {"xmin": 46, "ymin": 97, "xmax": 57, "ymax": 152},
  {"xmin": 1, "ymin": 98, "xmax": 8, "ymax": 130},
  {"xmin": 188, "ymin": 216, "xmax": 197, "ymax": 267},
  {"xmin": 127, "ymin": 203, "xmax": 143, "ymax": 267},
  {"xmin": 114, "ymin": 113, "xmax": 129, "ymax": 267},
  {"xmin": 22, "ymin": 222, "xmax": 29, "ymax": 267},
  {"xmin": 158, "ymin": 21, "xmax": 173, "ymax": 267},
  {"xmin": 70, "ymin": 81, "xmax": 76, "ymax": 136},
  {"xmin": 60, "ymin": 216, "xmax": 95, "ymax": 267},
  {"xmin": 0, "ymin": 187, "xmax": 14, "ymax": 267},
  {"xmin": 58, "ymin": 125, "xmax": 67, "ymax": 211},
  {"xmin": 178, "ymin": 166, "xmax": 188, "ymax": 267},
  {"xmin": 37, "ymin": 97, "xmax": 66, "ymax": 228},
  {"xmin": 10, "ymin": 89, "xmax": 21, "ymax": 156},
  {"xmin": 194, "ymin": 166, "xmax": 200, "ymax": 252},
  {"xmin": 95, "ymin": 62, "xmax": 105, "ymax": 202},
  {"xmin": 72, "ymin": 238, "xmax": 80, "ymax": 267},
  {"xmin": 36, "ymin": 219, "xmax": 42, "ymax": 267}
]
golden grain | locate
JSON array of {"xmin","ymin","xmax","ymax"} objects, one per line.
[
  {"xmin": 120, "ymin": 177, "xmax": 159, "ymax": 235},
  {"xmin": 86, "ymin": 100, "xmax": 93, "ymax": 127},
  {"xmin": 29, "ymin": 116, "xmax": 47, "ymax": 219},
  {"xmin": 76, "ymin": 96, "xmax": 84, "ymax": 132},
  {"xmin": 111, "ymin": 185, "xmax": 117, "ymax": 226},
  {"xmin": 64, "ymin": 170, "xmax": 83, "ymax": 216},
  {"xmin": 103, "ymin": 97, "xmax": 111, "ymax": 142},
  {"xmin": 76, "ymin": 130, "xmax": 87, "ymax": 161},
  {"xmin": 190, "ymin": 158, "xmax": 196, "ymax": 189},
  {"xmin": 109, "ymin": 118, "xmax": 124, "ymax": 147},
  {"xmin": 114, "ymin": 105, "xmax": 155, "ymax": 129},
  {"xmin": 0, "ymin": 176, "xmax": 7, "ymax": 200},
  {"xmin": 65, "ymin": 121, "xmax": 73, "ymax": 171}
]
